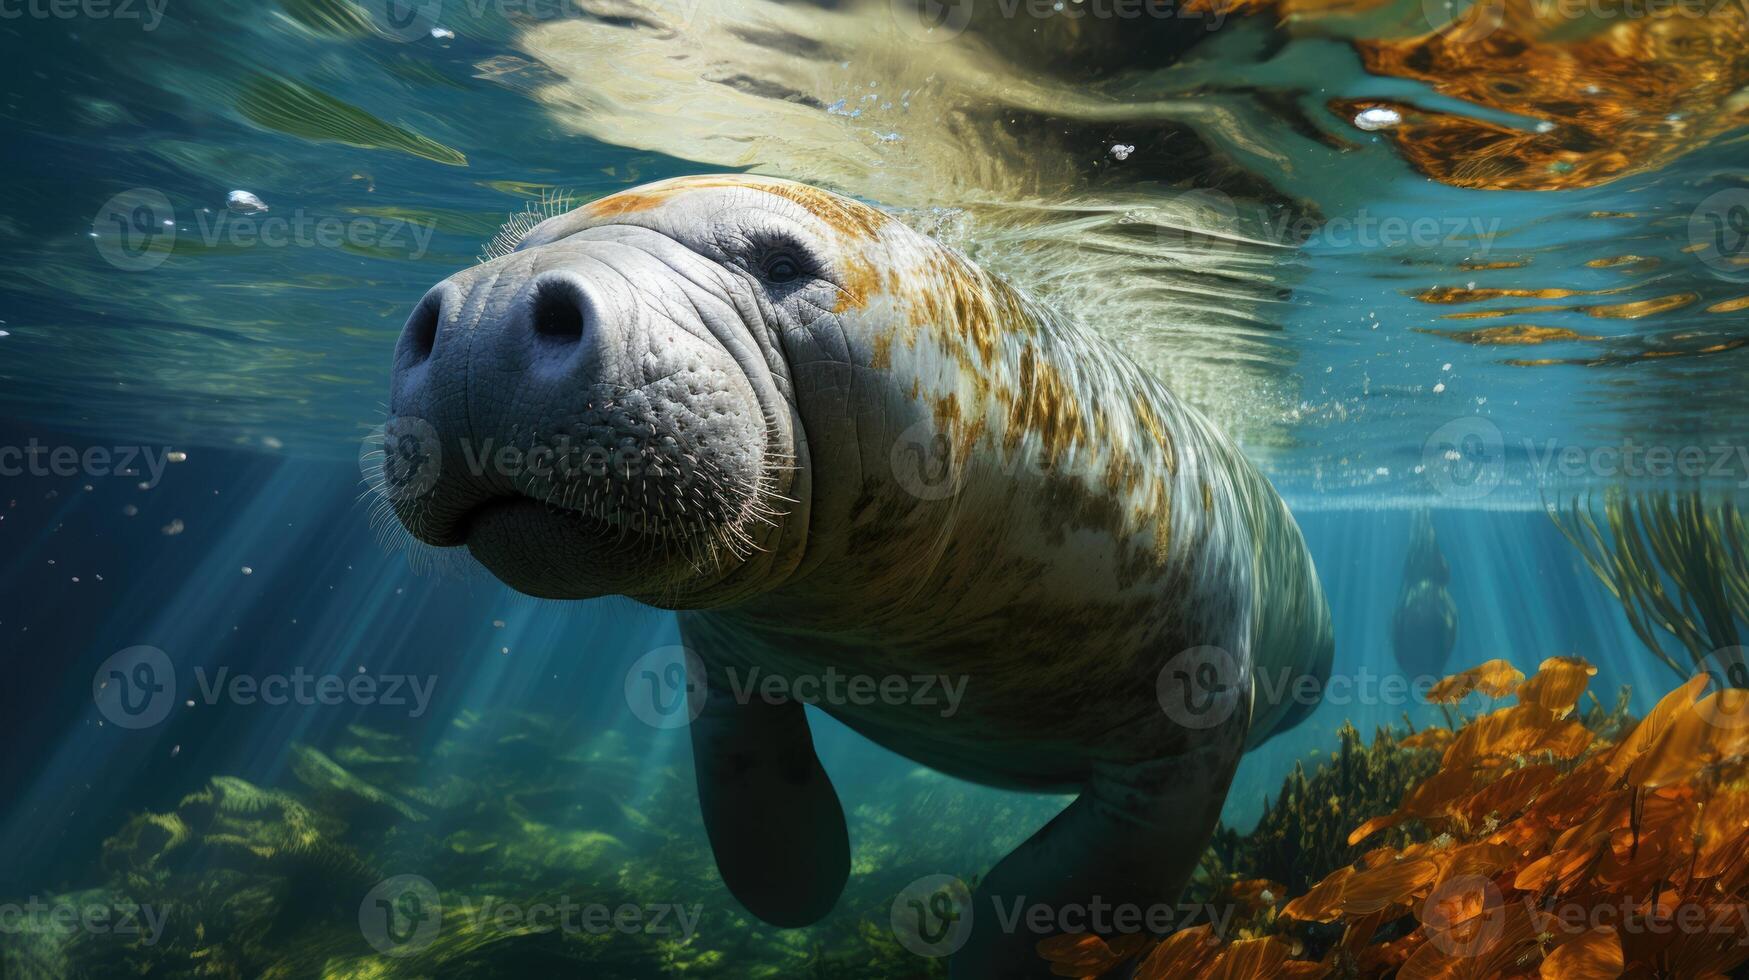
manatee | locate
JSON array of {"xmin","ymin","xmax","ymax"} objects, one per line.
[
  {"xmin": 379, "ymin": 174, "xmax": 1333, "ymax": 977},
  {"xmin": 1392, "ymin": 510, "xmax": 1457, "ymax": 680}
]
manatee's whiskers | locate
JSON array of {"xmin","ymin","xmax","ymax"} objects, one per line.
[{"xmin": 478, "ymin": 188, "xmax": 575, "ymax": 263}]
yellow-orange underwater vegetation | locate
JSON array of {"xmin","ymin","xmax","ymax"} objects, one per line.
[{"xmin": 1036, "ymin": 656, "xmax": 1749, "ymax": 978}]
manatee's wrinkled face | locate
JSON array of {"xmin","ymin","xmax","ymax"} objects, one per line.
[{"xmin": 381, "ymin": 176, "xmax": 860, "ymax": 606}]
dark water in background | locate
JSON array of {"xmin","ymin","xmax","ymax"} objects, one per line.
[
  {"xmin": 0, "ymin": 422, "xmax": 1680, "ymax": 894},
  {"xmin": 2, "ymin": 0, "xmax": 1748, "ymax": 975}
]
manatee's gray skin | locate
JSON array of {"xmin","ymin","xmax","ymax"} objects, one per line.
[
  {"xmin": 383, "ymin": 175, "xmax": 1333, "ymax": 978},
  {"xmin": 1392, "ymin": 510, "xmax": 1457, "ymax": 680}
]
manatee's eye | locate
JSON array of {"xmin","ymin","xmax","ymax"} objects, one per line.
[{"xmin": 759, "ymin": 251, "xmax": 806, "ymax": 285}]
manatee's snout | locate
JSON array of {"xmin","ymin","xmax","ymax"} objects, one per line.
[{"xmin": 381, "ymin": 230, "xmax": 782, "ymax": 602}]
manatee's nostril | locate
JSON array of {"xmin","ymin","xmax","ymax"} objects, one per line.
[
  {"xmin": 401, "ymin": 295, "xmax": 440, "ymax": 366},
  {"xmin": 532, "ymin": 279, "xmax": 587, "ymax": 343}
]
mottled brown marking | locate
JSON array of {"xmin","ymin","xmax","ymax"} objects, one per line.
[
  {"xmin": 756, "ymin": 182, "xmax": 891, "ymax": 242},
  {"xmin": 896, "ymin": 252, "xmax": 1037, "ymax": 370},
  {"xmin": 584, "ymin": 188, "xmax": 676, "ymax": 219},
  {"xmin": 870, "ymin": 330, "xmax": 894, "ymax": 369},
  {"xmin": 1145, "ymin": 477, "xmax": 1173, "ymax": 567},
  {"xmin": 831, "ymin": 248, "xmax": 884, "ymax": 313},
  {"xmin": 929, "ymin": 392, "xmax": 988, "ymax": 473},
  {"xmin": 1131, "ymin": 395, "xmax": 1178, "ymax": 476},
  {"xmin": 1003, "ymin": 344, "xmax": 1085, "ymax": 468},
  {"xmin": 582, "ymin": 176, "xmax": 890, "ymax": 312},
  {"xmin": 586, "ymin": 176, "xmax": 896, "ymax": 236}
]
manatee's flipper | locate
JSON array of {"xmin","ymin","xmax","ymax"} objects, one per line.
[
  {"xmin": 953, "ymin": 742, "xmax": 1243, "ymax": 980},
  {"xmin": 689, "ymin": 672, "xmax": 850, "ymax": 927}
]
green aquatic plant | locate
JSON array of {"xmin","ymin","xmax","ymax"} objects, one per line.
[
  {"xmin": 1550, "ymin": 487, "xmax": 1749, "ymax": 682},
  {"xmin": 273, "ymin": 0, "xmax": 376, "ymax": 39},
  {"xmin": 9, "ymin": 714, "xmax": 1076, "ymax": 978},
  {"xmin": 233, "ymin": 74, "xmax": 468, "ymax": 167},
  {"xmin": 1197, "ymin": 721, "xmax": 1440, "ymax": 901}
]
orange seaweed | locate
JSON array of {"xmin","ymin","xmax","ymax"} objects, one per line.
[
  {"xmin": 1539, "ymin": 925, "xmax": 1622, "ymax": 980},
  {"xmin": 1428, "ymin": 659, "xmax": 1527, "ymax": 703},
  {"xmin": 1039, "ymin": 662, "xmax": 1749, "ymax": 979}
]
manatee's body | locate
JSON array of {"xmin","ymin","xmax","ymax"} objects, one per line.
[{"xmin": 383, "ymin": 175, "xmax": 1332, "ymax": 978}]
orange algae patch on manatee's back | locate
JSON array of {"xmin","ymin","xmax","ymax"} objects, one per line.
[
  {"xmin": 582, "ymin": 176, "xmax": 894, "ymax": 311},
  {"xmin": 584, "ymin": 175, "xmax": 870, "ymax": 223},
  {"xmin": 583, "ymin": 187, "xmax": 674, "ymax": 221},
  {"xmin": 754, "ymin": 180, "xmax": 892, "ymax": 242}
]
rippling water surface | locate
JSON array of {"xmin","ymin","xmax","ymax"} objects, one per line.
[{"xmin": 5, "ymin": 0, "xmax": 1746, "ymax": 505}]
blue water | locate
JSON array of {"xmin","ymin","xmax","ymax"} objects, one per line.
[{"xmin": 2, "ymin": 1, "xmax": 1746, "ymax": 976}]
